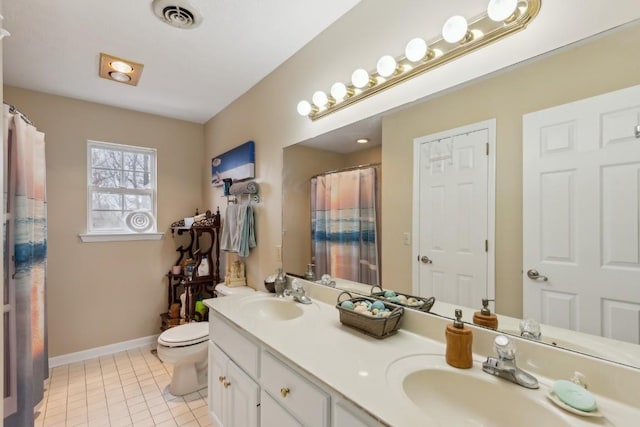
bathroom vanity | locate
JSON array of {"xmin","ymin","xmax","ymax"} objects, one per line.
[{"xmin": 205, "ymin": 282, "xmax": 640, "ymax": 426}]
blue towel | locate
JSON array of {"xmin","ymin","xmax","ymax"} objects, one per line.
[{"xmin": 221, "ymin": 203, "xmax": 256, "ymax": 257}]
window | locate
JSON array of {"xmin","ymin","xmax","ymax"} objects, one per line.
[{"xmin": 82, "ymin": 140, "xmax": 161, "ymax": 241}]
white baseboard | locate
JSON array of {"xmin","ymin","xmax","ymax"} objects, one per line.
[{"xmin": 49, "ymin": 334, "xmax": 159, "ymax": 368}]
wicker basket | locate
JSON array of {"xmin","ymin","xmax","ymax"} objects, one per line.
[
  {"xmin": 370, "ymin": 285, "xmax": 436, "ymax": 313},
  {"xmin": 335, "ymin": 292, "xmax": 404, "ymax": 339}
]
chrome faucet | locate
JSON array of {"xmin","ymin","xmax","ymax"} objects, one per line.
[
  {"xmin": 285, "ymin": 279, "xmax": 312, "ymax": 304},
  {"xmin": 519, "ymin": 318, "xmax": 541, "ymax": 341},
  {"xmin": 482, "ymin": 335, "xmax": 539, "ymax": 389},
  {"xmin": 319, "ymin": 274, "xmax": 336, "ymax": 288}
]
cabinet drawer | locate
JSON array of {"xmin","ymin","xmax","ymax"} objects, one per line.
[
  {"xmin": 210, "ymin": 314, "xmax": 259, "ymax": 379},
  {"xmin": 260, "ymin": 350, "xmax": 329, "ymax": 427}
]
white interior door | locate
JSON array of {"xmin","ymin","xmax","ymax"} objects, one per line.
[
  {"xmin": 413, "ymin": 120, "xmax": 495, "ymax": 309},
  {"xmin": 523, "ymin": 84, "xmax": 640, "ymax": 344}
]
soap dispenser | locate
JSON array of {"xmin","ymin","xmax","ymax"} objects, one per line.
[
  {"xmin": 473, "ymin": 298, "xmax": 498, "ymax": 330},
  {"xmin": 445, "ymin": 309, "xmax": 473, "ymax": 369}
]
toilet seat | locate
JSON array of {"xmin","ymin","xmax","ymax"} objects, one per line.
[{"xmin": 158, "ymin": 322, "xmax": 208, "ymax": 348}]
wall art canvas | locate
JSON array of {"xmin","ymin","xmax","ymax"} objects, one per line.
[{"xmin": 211, "ymin": 140, "xmax": 255, "ymax": 186}]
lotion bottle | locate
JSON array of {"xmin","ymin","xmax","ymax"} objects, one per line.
[
  {"xmin": 445, "ymin": 309, "xmax": 473, "ymax": 369},
  {"xmin": 473, "ymin": 298, "xmax": 498, "ymax": 330}
]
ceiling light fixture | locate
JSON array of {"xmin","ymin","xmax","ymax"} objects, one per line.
[
  {"xmin": 297, "ymin": 0, "xmax": 541, "ymax": 120},
  {"xmin": 99, "ymin": 53, "xmax": 144, "ymax": 86},
  {"xmin": 356, "ymin": 138, "xmax": 369, "ymax": 144}
]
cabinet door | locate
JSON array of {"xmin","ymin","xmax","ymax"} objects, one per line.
[
  {"xmin": 209, "ymin": 342, "xmax": 228, "ymax": 427},
  {"xmin": 261, "ymin": 390, "xmax": 302, "ymax": 427},
  {"xmin": 333, "ymin": 399, "xmax": 384, "ymax": 427},
  {"xmin": 227, "ymin": 360, "xmax": 259, "ymax": 427}
]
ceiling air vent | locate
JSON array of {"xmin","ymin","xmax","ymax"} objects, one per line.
[{"xmin": 151, "ymin": 0, "xmax": 202, "ymax": 29}]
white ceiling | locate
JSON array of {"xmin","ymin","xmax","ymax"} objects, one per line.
[{"xmin": 2, "ymin": 0, "xmax": 361, "ymax": 123}]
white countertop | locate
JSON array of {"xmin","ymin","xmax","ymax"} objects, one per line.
[{"xmin": 205, "ymin": 285, "xmax": 640, "ymax": 426}]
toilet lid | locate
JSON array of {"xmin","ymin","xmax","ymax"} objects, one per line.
[
  {"xmin": 158, "ymin": 322, "xmax": 208, "ymax": 347},
  {"xmin": 216, "ymin": 283, "xmax": 255, "ymax": 297}
]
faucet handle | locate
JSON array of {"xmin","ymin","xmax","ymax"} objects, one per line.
[
  {"xmin": 519, "ymin": 318, "xmax": 541, "ymax": 339},
  {"xmin": 494, "ymin": 335, "xmax": 516, "ymax": 360}
]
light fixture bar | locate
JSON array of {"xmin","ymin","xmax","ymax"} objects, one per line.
[{"xmin": 301, "ymin": 0, "xmax": 541, "ymax": 121}]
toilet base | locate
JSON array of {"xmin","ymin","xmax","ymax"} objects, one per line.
[{"xmin": 169, "ymin": 359, "xmax": 207, "ymax": 396}]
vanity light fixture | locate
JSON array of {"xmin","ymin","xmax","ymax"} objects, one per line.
[
  {"xmin": 99, "ymin": 53, "xmax": 144, "ymax": 86},
  {"xmin": 297, "ymin": 0, "xmax": 541, "ymax": 120}
]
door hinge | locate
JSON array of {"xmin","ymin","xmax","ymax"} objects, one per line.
[
  {"xmin": 486, "ymin": 142, "xmax": 489, "ymax": 156},
  {"xmin": 485, "ymin": 240, "xmax": 488, "ymax": 252}
]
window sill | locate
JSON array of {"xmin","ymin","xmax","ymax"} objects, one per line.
[{"xmin": 79, "ymin": 232, "xmax": 164, "ymax": 243}]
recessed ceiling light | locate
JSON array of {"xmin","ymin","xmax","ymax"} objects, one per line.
[
  {"xmin": 357, "ymin": 138, "xmax": 369, "ymax": 144},
  {"xmin": 110, "ymin": 61, "xmax": 134, "ymax": 73},
  {"xmin": 99, "ymin": 53, "xmax": 144, "ymax": 86},
  {"xmin": 109, "ymin": 71, "xmax": 131, "ymax": 83}
]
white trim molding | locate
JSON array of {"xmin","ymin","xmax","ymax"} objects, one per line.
[
  {"xmin": 49, "ymin": 334, "xmax": 160, "ymax": 368},
  {"xmin": 79, "ymin": 232, "xmax": 164, "ymax": 243}
]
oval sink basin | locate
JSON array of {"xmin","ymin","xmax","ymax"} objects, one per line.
[
  {"xmin": 387, "ymin": 354, "xmax": 569, "ymax": 426},
  {"xmin": 239, "ymin": 297, "xmax": 305, "ymax": 321}
]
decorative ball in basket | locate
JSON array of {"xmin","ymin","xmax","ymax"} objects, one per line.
[{"xmin": 335, "ymin": 292, "xmax": 404, "ymax": 339}]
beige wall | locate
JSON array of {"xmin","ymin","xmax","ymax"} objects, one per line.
[
  {"xmin": 381, "ymin": 23, "xmax": 640, "ymax": 317},
  {"xmin": 3, "ymin": 87, "xmax": 204, "ymax": 356}
]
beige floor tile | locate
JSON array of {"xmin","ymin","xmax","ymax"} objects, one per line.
[{"xmin": 151, "ymin": 410, "xmax": 174, "ymax": 424}]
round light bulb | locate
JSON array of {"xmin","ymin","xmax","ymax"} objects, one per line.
[
  {"xmin": 330, "ymin": 82, "xmax": 348, "ymax": 101},
  {"xmin": 297, "ymin": 100, "xmax": 312, "ymax": 116},
  {"xmin": 312, "ymin": 91, "xmax": 328, "ymax": 107},
  {"xmin": 109, "ymin": 71, "xmax": 131, "ymax": 82},
  {"xmin": 405, "ymin": 38, "xmax": 428, "ymax": 62},
  {"xmin": 351, "ymin": 68, "xmax": 371, "ymax": 89},
  {"xmin": 376, "ymin": 55, "xmax": 397, "ymax": 78},
  {"xmin": 110, "ymin": 61, "xmax": 133, "ymax": 73},
  {"xmin": 442, "ymin": 15, "xmax": 468, "ymax": 44},
  {"xmin": 487, "ymin": 0, "xmax": 518, "ymax": 22}
]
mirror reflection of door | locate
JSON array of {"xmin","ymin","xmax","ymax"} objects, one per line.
[
  {"xmin": 523, "ymin": 84, "xmax": 640, "ymax": 344},
  {"xmin": 413, "ymin": 119, "xmax": 495, "ymax": 308}
]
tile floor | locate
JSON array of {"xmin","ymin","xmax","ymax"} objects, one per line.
[{"xmin": 34, "ymin": 345, "xmax": 212, "ymax": 427}]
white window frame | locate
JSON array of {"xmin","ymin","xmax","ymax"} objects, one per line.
[{"xmin": 80, "ymin": 140, "xmax": 163, "ymax": 242}]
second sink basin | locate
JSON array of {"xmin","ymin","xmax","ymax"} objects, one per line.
[{"xmin": 386, "ymin": 354, "xmax": 570, "ymax": 426}]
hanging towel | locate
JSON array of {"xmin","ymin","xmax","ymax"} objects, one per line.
[
  {"xmin": 220, "ymin": 204, "xmax": 238, "ymax": 252},
  {"xmin": 237, "ymin": 203, "xmax": 256, "ymax": 257},
  {"xmin": 221, "ymin": 202, "xmax": 256, "ymax": 257}
]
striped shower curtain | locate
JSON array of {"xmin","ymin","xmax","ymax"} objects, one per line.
[
  {"xmin": 311, "ymin": 167, "xmax": 379, "ymax": 286},
  {"xmin": 3, "ymin": 104, "xmax": 48, "ymax": 426}
]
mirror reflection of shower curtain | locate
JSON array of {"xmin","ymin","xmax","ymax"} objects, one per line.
[
  {"xmin": 3, "ymin": 104, "xmax": 48, "ymax": 426},
  {"xmin": 311, "ymin": 167, "xmax": 379, "ymax": 286}
]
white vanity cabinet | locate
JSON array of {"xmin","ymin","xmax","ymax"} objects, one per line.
[
  {"xmin": 208, "ymin": 311, "xmax": 383, "ymax": 427},
  {"xmin": 208, "ymin": 342, "xmax": 259, "ymax": 427},
  {"xmin": 208, "ymin": 313, "xmax": 260, "ymax": 427}
]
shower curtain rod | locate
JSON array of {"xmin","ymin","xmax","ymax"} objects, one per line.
[
  {"xmin": 3, "ymin": 101, "xmax": 34, "ymax": 126},
  {"xmin": 311, "ymin": 162, "xmax": 381, "ymax": 179}
]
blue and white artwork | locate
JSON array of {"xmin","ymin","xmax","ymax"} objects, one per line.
[{"xmin": 211, "ymin": 140, "xmax": 255, "ymax": 186}]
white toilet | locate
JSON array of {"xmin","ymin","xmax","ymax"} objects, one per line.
[{"xmin": 156, "ymin": 284, "xmax": 255, "ymax": 395}]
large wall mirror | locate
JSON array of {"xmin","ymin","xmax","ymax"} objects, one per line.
[{"xmin": 283, "ymin": 20, "xmax": 640, "ymax": 368}]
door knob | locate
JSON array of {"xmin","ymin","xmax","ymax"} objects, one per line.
[
  {"xmin": 418, "ymin": 255, "xmax": 433, "ymax": 264},
  {"xmin": 280, "ymin": 387, "xmax": 290, "ymax": 397},
  {"xmin": 526, "ymin": 269, "xmax": 548, "ymax": 281}
]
